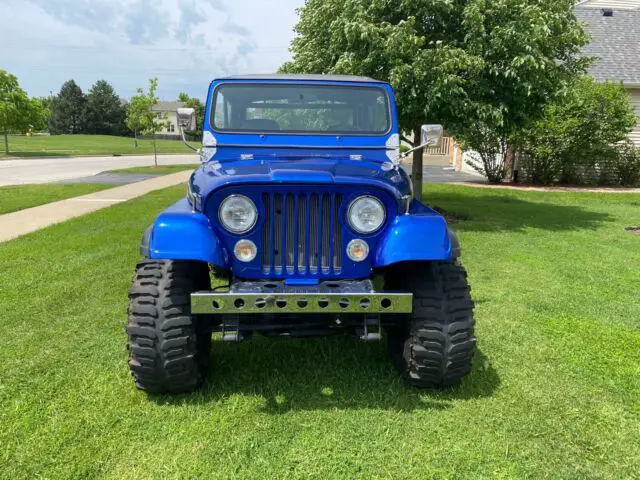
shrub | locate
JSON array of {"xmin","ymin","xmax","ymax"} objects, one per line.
[
  {"xmin": 613, "ymin": 142, "xmax": 640, "ymax": 186},
  {"xmin": 517, "ymin": 76, "xmax": 637, "ymax": 185}
]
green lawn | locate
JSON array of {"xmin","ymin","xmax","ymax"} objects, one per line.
[
  {"xmin": 0, "ymin": 183, "xmax": 113, "ymax": 215},
  {"xmin": 0, "ymin": 185, "xmax": 638, "ymax": 479},
  {"xmin": 106, "ymin": 164, "xmax": 200, "ymax": 175},
  {"xmin": 0, "ymin": 134, "xmax": 193, "ymax": 158}
]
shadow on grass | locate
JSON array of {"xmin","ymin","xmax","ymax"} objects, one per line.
[
  {"xmin": 150, "ymin": 336, "xmax": 499, "ymax": 412},
  {"xmin": 427, "ymin": 193, "xmax": 614, "ymax": 233}
]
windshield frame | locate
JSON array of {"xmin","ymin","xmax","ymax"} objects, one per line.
[{"xmin": 209, "ymin": 82, "xmax": 392, "ymax": 137}]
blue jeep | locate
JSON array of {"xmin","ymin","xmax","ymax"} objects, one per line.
[{"xmin": 127, "ymin": 74, "xmax": 476, "ymax": 393}]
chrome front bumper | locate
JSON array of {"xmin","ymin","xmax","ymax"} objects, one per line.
[{"xmin": 191, "ymin": 280, "xmax": 413, "ymax": 315}]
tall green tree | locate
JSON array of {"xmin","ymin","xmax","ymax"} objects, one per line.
[
  {"xmin": 0, "ymin": 70, "xmax": 45, "ymax": 153},
  {"xmin": 49, "ymin": 80, "xmax": 86, "ymax": 134},
  {"xmin": 455, "ymin": 0, "xmax": 589, "ymax": 182},
  {"xmin": 126, "ymin": 78, "xmax": 168, "ymax": 166},
  {"xmin": 283, "ymin": 0, "xmax": 588, "ymax": 189},
  {"xmin": 84, "ymin": 79, "xmax": 126, "ymax": 135},
  {"xmin": 178, "ymin": 92, "xmax": 204, "ymax": 138}
]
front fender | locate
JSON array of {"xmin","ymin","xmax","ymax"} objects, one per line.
[
  {"xmin": 374, "ymin": 201, "xmax": 460, "ymax": 267},
  {"xmin": 141, "ymin": 198, "xmax": 227, "ymax": 266}
]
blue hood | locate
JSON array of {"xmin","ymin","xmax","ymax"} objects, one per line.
[{"xmin": 189, "ymin": 156, "xmax": 411, "ymax": 210}]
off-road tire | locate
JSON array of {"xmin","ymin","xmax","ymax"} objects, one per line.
[
  {"xmin": 127, "ymin": 259, "xmax": 211, "ymax": 393},
  {"xmin": 385, "ymin": 261, "xmax": 476, "ymax": 388}
]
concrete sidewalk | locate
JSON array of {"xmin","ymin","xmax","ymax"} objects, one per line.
[{"xmin": 0, "ymin": 171, "xmax": 191, "ymax": 243}]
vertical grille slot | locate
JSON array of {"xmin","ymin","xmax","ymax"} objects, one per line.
[
  {"xmin": 261, "ymin": 190, "xmax": 344, "ymax": 276},
  {"xmin": 333, "ymin": 194, "xmax": 342, "ymax": 272},
  {"xmin": 273, "ymin": 194, "xmax": 283, "ymax": 274},
  {"xmin": 321, "ymin": 194, "xmax": 331, "ymax": 273},
  {"xmin": 309, "ymin": 194, "xmax": 319, "ymax": 274},
  {"xmin": 297, "ymin": 195, "xmax": 307, "ymax": 273},
  {"xmin": 285, "ymin": 194, "xmax": 295, "ymax": 273},
  {"xmin": 262, "ymin": 193, "xmax": 271, "ymax": 274}
]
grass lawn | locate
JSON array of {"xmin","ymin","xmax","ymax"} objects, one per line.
[
  {"xmin": 0, "ymin": 183, "xmax": 113, "ymax": 215},
  {"xmin": 0, "ymin": 184, "xmax": 638, "ymax": 479},
  {"xmin": 106, "ymin": 164, "xmax": 200, "ymax": 175},
  {"xmin": 0, "ymin": 134, "xmax": 193, "ymax": 158}
]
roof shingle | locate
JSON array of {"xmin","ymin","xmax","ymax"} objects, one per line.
[{"xmin": 575, "ymin": 7, "xmax": 640, "ymax": 85}]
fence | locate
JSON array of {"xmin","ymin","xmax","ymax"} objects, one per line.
[{"xmin": 426, "ymin": 137, "xmax": 453, "ymax": 156}]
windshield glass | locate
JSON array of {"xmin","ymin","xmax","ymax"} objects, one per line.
[{"xmin": 211, "ymin": 84, "xmax": 390, "ymax": 135}]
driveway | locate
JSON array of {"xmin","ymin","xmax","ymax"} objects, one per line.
[
  {"xmin": 422, "ymin": 166, "xmax": 484, "ymax": 183},
  {"xmin": 0, "ymin": 154, "xmax": 198, "ymax": 186}
]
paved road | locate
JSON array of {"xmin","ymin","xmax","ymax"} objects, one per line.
[{"xmin": 0, "ymin": 154, "xmax": 198, "ymax": 186}]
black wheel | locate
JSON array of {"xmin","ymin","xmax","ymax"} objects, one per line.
[
  {"xmin": 126, "ymin": 259, "xmax": 211, "ymax": 393},
  {"xmin": 385, "ymin": 261, "xmax": 476, "ymax": 388}
]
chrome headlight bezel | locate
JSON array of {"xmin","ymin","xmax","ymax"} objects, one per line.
[
  {"xmin": 347, "ymin": 195, "xmax": 386, "ymax": 234},
  {"xmin": 218, "ymin": 194, "xmax": 258, "ymax": 234}
]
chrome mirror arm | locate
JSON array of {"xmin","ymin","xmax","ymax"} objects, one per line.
[{"xmin": 178, "ymin": 124, "xmax": 199, "ymax": 153}]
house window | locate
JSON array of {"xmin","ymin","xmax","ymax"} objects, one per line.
[{"xmin": 169, "ymin": 124, "xmax": 175, "ymax": 133}]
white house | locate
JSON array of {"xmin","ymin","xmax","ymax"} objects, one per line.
[{"xmin": 575, "ymin": 1, "xmax": 640, "ymax": 144}]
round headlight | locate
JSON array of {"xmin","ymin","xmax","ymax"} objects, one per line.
[
  {"xmin": 347, "ymin": 196, "xmax": 386, "ymax": 234},
  {"xmin": 219, "ymin": 195, "xmax": 257, "ymax": 234}
]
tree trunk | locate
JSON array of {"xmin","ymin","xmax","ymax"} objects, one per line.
[
  {"xmin": 503, "ymin": 143, "xmax": 516, "ymax": 183},
  {"xmin": 153, "ymin": 133, "xmax": 158, "ymax": 168},
  {"xmin": 411, "ymin": 125, "xmax": 423, "ymax": 200},
  {"xmin": 134, "ymin": 130, "xmax": 138, "ymax": 148},
  {"xmin": 3, "ymin": 131, "xmax": 8, "ymax": 154}
]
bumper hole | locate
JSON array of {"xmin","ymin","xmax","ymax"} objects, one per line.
[
  {"xmin": 276, "ymin": 299, "xmax": 287, "ymax": 308},
  {"xmin": 339, "ymin": 298, "xmax": 350, "ymax": 308},
  {"xmin": 211, "ymin": 300, "xmax": 221, "ymax": 309},
  {"xmin": 318, "ymin": 298, "xmax": 329, "ymax": 309},
  {"xmin": 381, "ymin": 298, "xmax": 391, "ymax": 309},
  {"xmin": 234, "ymin": 298, "xmax": 245, "ymax": 309},
  {"xmin": 255, "ymin": 298, "xmax": 266, "ymax": 309},
  {"xmin": 360, "ymin": 298, "xmax": 371, "ymax": 309},
  {"xmin": 297, "ymin": 299, "xmax": 308, "ymax": 308}
]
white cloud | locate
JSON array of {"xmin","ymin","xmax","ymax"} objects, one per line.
[{"xmin": 0, "ymin": 0, "xmax": 302, "ymax": 100}]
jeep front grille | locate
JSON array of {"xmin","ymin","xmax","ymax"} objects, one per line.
[{"xmin": 261, "ymin": 192, "xmax": 343, "ymax": 276}]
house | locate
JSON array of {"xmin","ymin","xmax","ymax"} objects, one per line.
[
  {"xmin": 151, "ymin": 101, "xmax": 195, "ymax": 136},
  {"xmin": 574, "ymin": 1, "xmax": 640, "ymax": 144}
]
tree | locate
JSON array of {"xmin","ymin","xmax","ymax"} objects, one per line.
[
  {"xmin": 126, "ymin": 78, "xmax": 168, "ymax": 166},
  {"xmin": 178, "ymin": 92, "xmax": 204, "ymax": 138},
  {"xmin": 84, "ymin": 80, "xmax": 126, "ymax": 135},
  {"xmin": 0, "ymin": 70, "xmax": 44, "ymax": 153},
  {"xmin": 283, "ymin": 0, "xmax": 588, "ymax": 190},
  {"xmin": 49, "ymin": 80, "xmax": 86, "ymax": 134},
  {"xmin": 454, "ymin": 0, "xmax": 589, "ymax": 183}
]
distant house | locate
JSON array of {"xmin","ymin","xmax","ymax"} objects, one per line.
[
  {"xmin": 575, "ymin": 1, "xmax": 640, "ymax": 145},
  {"xmin": 152, "ymin": 101, "xmax": 195, "ymax": 136}
]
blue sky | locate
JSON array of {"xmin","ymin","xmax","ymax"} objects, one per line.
[{"xmin": 0, "ymin": 0, "xmax": 303, "ymax": 100}]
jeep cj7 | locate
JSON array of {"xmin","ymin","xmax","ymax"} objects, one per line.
[{"xmin": 127, "ymin": 75, "xmax": 476, "ymax": 393}]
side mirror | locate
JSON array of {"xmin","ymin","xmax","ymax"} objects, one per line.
[
  {"xmin": 177, "ymin": 107, "xmax": 195, "ymax": 129},
  {"xmin": 421, "ymin": 124, "xmax": 443, "ymax": 148},
  {"xmin": 396, "ymin": 124, "xmax": 445, "ymax": 164},
  {"xmin": 176, "ymin": 107, "xmax": 198, "ymax": 153}
]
